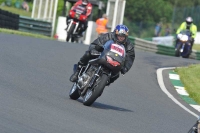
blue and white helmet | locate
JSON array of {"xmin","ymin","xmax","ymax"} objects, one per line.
[{"xmin": 114, "ymin": 24, "xmax": 129, "ymax": 44}]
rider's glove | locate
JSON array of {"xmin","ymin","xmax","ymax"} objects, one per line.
[
  {"xmin": 95, "ymin": 45, "xmax": 104, "ymax": 52},
  {"xmin": 90, "ymin": 49, "xmax": 101, "ymax": 56},
  {"xmin": 121, "ymin": 67, "xmax": 127, "ymax": 75}
]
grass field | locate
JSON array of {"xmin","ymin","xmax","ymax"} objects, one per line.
[
  {"xmin": 0, "ymin": 28, "xmax": 53, "ymax": 39},
  {"xmin": 175, "ymin": 64, "xmax": 200, "ymax": 104},
  {"xmin": 0, "ymin": 6, "xmax": 31, "ymax": 17},
  {"xmin": 193, "ymin": 44, "xmax": 200, "ymax": 51}
]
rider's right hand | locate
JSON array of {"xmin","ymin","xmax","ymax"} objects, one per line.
[
  {"xmin": 90, "ymin": 49, "xmax": 101, "ymax": 56},
  {"xmin": 95, "ymin": 45, "xmax": 104, "ymax": 52}
]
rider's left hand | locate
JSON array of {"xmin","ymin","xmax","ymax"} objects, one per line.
[{"xmin": 121, "ymin": 67, "xmax": 127, "ymax": 75}]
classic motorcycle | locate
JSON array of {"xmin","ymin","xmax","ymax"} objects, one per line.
[
  {"xmin": 175, "ymin": 30, "xmax": 192, "ymax": 58},
  {"xmin": 65, "ymin": 8, "xmax": 87, "ymax": 42},
  {"xmin": 188, "ymin": 116, "xmax": 200, "ymax": 133},
  {"xmin": 69, "ymin": 40, "xmax": 126, "ymax": 106}
]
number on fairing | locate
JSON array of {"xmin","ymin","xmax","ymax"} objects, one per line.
[{"xmin": 110, "ymin": 44, "xmax": 125, "ymax": 56}]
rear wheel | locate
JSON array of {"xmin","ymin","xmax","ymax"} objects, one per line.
[
  {"xmin": 69, "ymin": 83, "xmax": 80, "ymax": 100},
  {"xmin": 182, "ymin": 45, "xmax": 191, "ymax": 58},
  {"xmin": 71, "ymin": 37, "xmax": 75, "ymax": 42},
  {"xmin": 83, "ymin": 74, "xmax": 108, "ymax": 106},
  {"xmin": 66, "ymin": 23, "xmax": 76, "ymax": 42}
]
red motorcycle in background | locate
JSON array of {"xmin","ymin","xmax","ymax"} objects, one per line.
[{"xmin": 66, "ymin": 8, "xmax": 87, "ymax": 42}]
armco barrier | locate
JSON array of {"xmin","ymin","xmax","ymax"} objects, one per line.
[
  {"xmin": 128, "ymin": 36, "xmax": 200, "ymax": 60},
  {"xmin": 0, "ymin": 9, "xmax": 51, "ymax": 37},
  {"xmin": 18, "ymin": 16, "xmax": 52, "ymax": 37}
]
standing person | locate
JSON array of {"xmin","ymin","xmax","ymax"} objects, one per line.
[
  {"xmin": 176, "ymin": 16, "xmax": 197, "ymax": 51},
  {"xmin": 22, "ymin": 0, "xmax": 29, "ymax": 12},
  {"xmin": 165, "ymin": 24, "xmax": 171, "ymax": 36},
  {"xmin": 96, "ymin": 14, "xmax": 109, "ymax": 36},
  {"xmin": 66, "ymin": 0, "xmax": 92, "ymax": 36},
  {"xmin": 69, "ymin": 24, "xmax": 135, "ymax": 86},
  {"xmin": 154, "ymin": 23, "xmax": 162, "ymax": 37}
]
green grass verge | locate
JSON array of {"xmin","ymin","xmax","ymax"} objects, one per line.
[
  {"xmin": 175, "ymin": 64, "xmax": 200, "ymax": 104},
  {"xmin": 193, "ymin": 44, "xmax": 200, "ymax": 51},
  {"xmin": 0, "ymin": 6, "xmax": 31, "ymax": 17},
  {"xmin": 0, "ymin": 28, "xmax": 54, "ymax": 40}
]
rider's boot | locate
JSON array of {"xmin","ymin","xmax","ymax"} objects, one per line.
[{"xmin": 70, "ymin": 63, "xmax": 83, "ymax": 82}]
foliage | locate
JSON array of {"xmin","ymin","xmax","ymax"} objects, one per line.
[
  {"xmin": 1, "ymin": 0, "xmax": 200, "ymax": 38},
  {"xmin": 57, "ymin": 0, "xmax": 65, "ymax": 17},
  {"xmin": 125, "ymin": 0, "xmax": 172, "ymax": 22}
]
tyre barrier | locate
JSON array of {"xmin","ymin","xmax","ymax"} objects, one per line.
[
  {"xmin": 0, "ymin": 9, "xmax": 52, "ymax": 37},
  {"xmin": 128, "ymin": 36, "xmax": 200, "ymax": 60},
  {"xmin": 0, "ymin": 9, "xmax": 19, "ymax": 30}
]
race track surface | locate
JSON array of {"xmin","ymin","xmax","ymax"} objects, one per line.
[{"xmin": 0, "ymin": 33, "xmax": 199, "ymax": 133}]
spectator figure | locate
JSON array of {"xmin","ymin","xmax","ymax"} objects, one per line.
[
  {"xmin": 22, "ymin": 1, "xmax": 29, "ymax": 12},
  {"xmin": 96, "ymin": 14, "xmax": 109, "ymax": 36},
  {"xmin": 154, "ymin": 23, "xmax": 162, "ymax": 37},
  {"xmin": 165, "ymin": 24, "xmax": 171, "ymax": 36}
]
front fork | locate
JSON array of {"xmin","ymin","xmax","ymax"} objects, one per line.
[
  {"xmin": 180, "ymin": 43, "xmax": 185, "ymax": 53},
  {"xmin": 88, "ymin": 66, "xmax": 112, "ymax": 89},
  {"xmin": 66, "ymin": 20, "xmax": 79, "ymax": 34},
  {"xmin": 88, "ymin": 66, "xmax": 102, "ymax": 88}
]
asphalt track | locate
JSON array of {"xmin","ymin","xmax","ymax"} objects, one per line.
[{"xmin": 0, "ymin": 33, "xmax": 200, "ymax": 133}]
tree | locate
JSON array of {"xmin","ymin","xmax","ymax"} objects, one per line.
[{"xmin": 125, "ymin": 0, "xmax": 172, "ymax": 22}]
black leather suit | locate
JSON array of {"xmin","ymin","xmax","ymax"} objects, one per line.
[{"xmin": 78, "ymin": 32, "xmax": 135, "ymax": 83}]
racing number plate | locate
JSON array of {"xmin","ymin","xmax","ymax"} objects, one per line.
[{"xmin": 110, "ymin": 44, "xmax": 125, "ymax": 56}]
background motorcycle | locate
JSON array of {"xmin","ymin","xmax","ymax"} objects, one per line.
[
  {"xmin": 69, "ymin": 40, "xmax": 126, "ymax": 106},
  {"xmin": 188, "ymin": 116, "xmax": 200, "ymax": 133},
  {"xmin": 66, "ymin": 9, "xmax": 87, "ymax": 42},
  {"xmin": 175, "ymin": 30, "xmax": 192, "ymax": 58}
]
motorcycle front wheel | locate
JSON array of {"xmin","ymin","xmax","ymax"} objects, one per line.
[
  {"xmin": 83, "ymin": 74, "xmax": 108, "ymax": 106},
  {"xmin": 69, "ymin": 83, "xmax": 80, "ymax": 100},
  {"xmin": 175, "ymin": 43, "xmax": 182, "ymax": 57},
  {"xmin": 66, "ymin": 23, "xmax": 75, "ymax": 42}
]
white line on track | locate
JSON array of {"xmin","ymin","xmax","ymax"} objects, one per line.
[{"xmin": 157, "ymin": 67, "xmax": 199, "ymax": 118}]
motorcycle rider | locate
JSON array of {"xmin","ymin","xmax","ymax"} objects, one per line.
[
  {"xmin": 176, "ymin": 16, "xmax": 197, "ymax": 51},
  {"xmin": 66, "ymin": 0, "xmax": 92, "ymax": 37},
  {"xmin": 70, "ymin": 24, "xmax": 135, "ymax": 85}
]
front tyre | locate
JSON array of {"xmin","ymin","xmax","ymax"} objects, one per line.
[
  {"xmin": 175, "ymin": 43, "xmax": 182, "ymax": 57},
  {"xmin": 83, "ymin": 74, "xmax": 108, "ymax": 106},
  {"xmin": 66, "ymin": 23, "xmax": 75, "ymax": 42},
  {"xmin": 69, "ymin": 83, "xmax": 80, "ymax": 100}
]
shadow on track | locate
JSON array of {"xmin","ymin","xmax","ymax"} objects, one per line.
[{"xmin": 75, "ymin": 99, "xmax": 133, "ymax": 112}]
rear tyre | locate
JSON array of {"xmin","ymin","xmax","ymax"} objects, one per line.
[
  {"xmin": 69, "ymin": 83, "xmax": 80, "ymax": 100},
  {"xmin": 83, "ymin": 74, "xmax": 108, "ymax": 106},
  {"xmin": 182, "ymin": 46, "xmax": 191, "ymax": 58},
  {"xmin": 71, "ymin": 37, "xmax": 75, "ymax": 42},
  {"xmin": 66, "ymin": 23, "xmax": 75, "ymax": 42}
]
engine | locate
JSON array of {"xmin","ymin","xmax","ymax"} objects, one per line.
[{"xmin": 77, "ymin": 73, "xmax": 90, "ymax": 90}]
